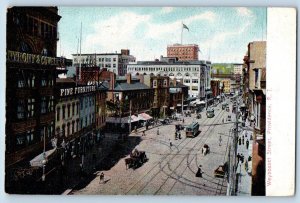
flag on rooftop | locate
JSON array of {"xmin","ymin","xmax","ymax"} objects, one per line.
[{"xmin": 182, "ymin": 23, "xmax": 189, "ymax": 31}]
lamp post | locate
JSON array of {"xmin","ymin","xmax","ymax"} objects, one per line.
[
  {"xmin": 42, "ymin": 127, "xmax": 47, "ymax": 182},
  {"xmin": 125, "ymin": 95, "xmax": 132, "ymax": 134}
]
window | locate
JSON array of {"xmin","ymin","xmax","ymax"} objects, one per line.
[
  {"xmin": 85, "ymin": 98, "xmax": 88, "ymax": 108},
  {"xmin": 41, "ymin": 77, "xmax": 47, "ymax": 87},
  {"xmin": 41, "ymin": 97, "xmax": 47, "ymax": 114},
  {"xmin": 76, "ymin": 102, "xmax": 79, "ymax": 115},
  {"xmin": 163, "ymin": 80, "xmax": 167, "ymax": 87},
  {"xmin": 67, "ymin": 104, "xmax": 71, "ymax": 118},
  {"xmin": 72, "ymin": 103, "xmax": 75, "ymax": 116},
  {"xmin": 113, "ymin": 58, "xmax": 116, "ymax": 62},
  {"xmin": 62, "ymin": 105, "xmax": 65, "ymax": 119},
  {"xmin": 67, "ymin": 123, "xmax": 70, "ymax": 136},
  {"xmin": 72, "ymin": 121, "xmax": 75, "ymax": 134},
  {"xmin": 192, "ymin": 79, "xmax": 199, "ymax": 83},
  {"xmin": 184, "ymin": 79, "xmax": 190, "ymax": 83},
  {"xmin": 113, "ymin": 64, "xmax": 116, "ymax": 68},
  {"xmin": 80, "ymin": 99, "xmax": 83, "ymax": 110},
  {"xmin": 153, "ymin": 80, "xmax": 157, "ymax": 88},
  {"xmin": 17, "ymin": 99, "xmax": 25, "ymax": 119},
  {"xmin": 48, "ymin": 96, "xmax": 54, "ymax": 112},
  {"xmin": 27, "ymin": 98, "xmax": 35, "ymax": 118},
  {"xmin": 56, "ymin": 107, "xmax": 60, "ymax": 121}
]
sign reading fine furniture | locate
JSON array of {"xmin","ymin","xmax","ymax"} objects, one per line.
[
  {"xmin": 60, "ymin": 86, "xmax": 96, "ymax": 97},
  {"xmin": 7, "ymin": 50, "xmax": 65, "ymax": 66}
]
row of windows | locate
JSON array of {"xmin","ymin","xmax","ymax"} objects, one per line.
[
  {"xmin": 17, "ymin": 96, "xmax": 54, "ymax": 120},
  {"xmin": 15, "ymin": 13, "xmax": 57, "ymax": 39},
  {"xmin": 15, "ymin": 122, "xmax": 54, "ymax": 150},
  {"xmin": 183, "ymin": 79, "xmax": 199, "ymax": 84},
  {"xmin": 16, "ymin": 72, "xmax": 54, "ymax": 88},
  {"xmin": 128, "ymin": 66, "xmax": 200, "ymax": 72},
  {"xmin": 56, "ymin": 102, "xmax": 79, "ymax": 122}
]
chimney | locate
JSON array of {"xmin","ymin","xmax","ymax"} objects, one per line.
[
  {"xmin": 121, "ymin": 49, "xmax": 130, "ymax": 56},
  {"xmin": 138, "ymin": 74, "xmax": 144, "ymax": 84},
  {"xmin": 109, "ymin": 72, "xmax": 116, "ymax": 90},
  {"xmin": 126, "ymin": 73, "xmax": 132, "ymax": 84}
]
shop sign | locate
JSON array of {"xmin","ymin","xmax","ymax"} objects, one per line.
[{"xmin": 7, "ymin": 50, "xmax": 65, "ymax": 66}]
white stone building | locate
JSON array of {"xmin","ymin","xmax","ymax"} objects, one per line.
[
  {"xmin": 72, "ymin": 49, "xmax": 136, "ymax": 76},
  {"xmin": 127, "ymin": 57, "xmax": 211, "ymax": 99}
]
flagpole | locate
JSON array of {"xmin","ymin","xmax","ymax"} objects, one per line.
[
  {"xmin": 181, "ymin": 22, "xmax": 183, "ymax": 45},
  {"xmin": 79, "ymin": 22, "xmax": 82, "ymax": 82}
]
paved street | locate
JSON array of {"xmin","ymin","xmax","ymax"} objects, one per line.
[{"xmin": 71, "ymin": 101, "xmax": 236, "ymax": 195}]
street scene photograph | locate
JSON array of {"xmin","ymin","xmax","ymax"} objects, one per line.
[{"xmin": 5, "ymin": 7, "xmax": 267, "ymax": 196}]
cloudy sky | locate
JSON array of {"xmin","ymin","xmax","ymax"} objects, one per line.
[{"xmin": 58, "ymin": 7, "xmax": 266, "ymax": 63}]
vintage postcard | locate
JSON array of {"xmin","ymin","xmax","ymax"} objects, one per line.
[{"xmin": 4, "ymin": 6, "xmax": 296, "ymax": 196}]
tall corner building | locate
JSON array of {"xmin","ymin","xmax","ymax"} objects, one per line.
[{"xmin": 167, "ymin": 44, "xmax": 199, "ymax": 61}]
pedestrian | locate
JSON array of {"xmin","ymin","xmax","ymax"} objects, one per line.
[
  {"xmin": 169, "ymin": 139, "xmax": 173, "ymax": 148},
  {"xmin": 178, "ymin": 131, "xmax": 181, "ymax": 139},
  {"xmin": 240, "ymin": 153, "xmax": 244, "ymax": 163},
  {"xmin": 142, "ymin": 131, "xmax": 145, "ymax": 136},
  {"xmin": 237, "ymin": 153, "xmax": 240, "ymax": 162},
  {"xmin": 219, "ymin": 135, "xmax": 222, "ymax": 146},
  {"xmin": 157, "ymin": 128, "xmax": 159, "ymax": 135},
  {"xmin": 175, "ymin": 132, "xmax": 178, "ymax": 140},
  {"xmin": 182, "ymin": 118, "xmax": 185, "ymax": 123},
  {"xmin": 238, "ymin": 137, "xmax": 241, "ymax": 145},
  {"xmin": 99, "ymin": 172, "xmax": 104, "ymax": 184},
  {"xmin": 246, "ymin": 139, "xmax": 249, "ymax": 149},
  {"xmin": 242, "ymin": 135, "xmax": 245, "ymax": 145},
  {"xmin": 245, "ymin": 131, "xmax": 248, "ymax": 138},
  {"xmin": 196, "ymin": 165, "xmax": 203, "ymax": 177}
]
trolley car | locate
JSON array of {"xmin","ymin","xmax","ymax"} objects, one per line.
[
  {"xmin": 206, "ymin": 108, "xmax": 215, "ymax": 118},
  {"xmin": 185, "ymin": 122, "xmax": 200, "ymax": 138}
]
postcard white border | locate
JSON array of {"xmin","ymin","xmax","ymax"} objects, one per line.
[{"xmin": 266, "ymin": 7, "xmax": 296, "ymax": 196}]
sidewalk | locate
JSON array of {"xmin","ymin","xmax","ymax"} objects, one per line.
[{"xmin": 236, "ymin": 126, "xmax": 253, "ymax": 196}]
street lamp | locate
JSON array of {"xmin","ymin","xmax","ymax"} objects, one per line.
[{"xmin": 125, "ymin": 95, "xmax": 132, "ymax": 134}]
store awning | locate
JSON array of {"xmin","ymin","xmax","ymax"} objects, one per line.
[
  {"xmin": 138, "ymin": 113, "xmax": 153, "ymax": 121},
  {"xmin": 130, "ymin": 115, "xmax": 140, "ymax": 122},
  {"xmin": 30, "ymin": 148, "xmax": 56, "ymax": 167}
]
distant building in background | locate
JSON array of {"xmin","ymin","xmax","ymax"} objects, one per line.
[
  {"xmin": 233, "ymin": 63, "xmax": 243, "ymax": 75},
  {"xmin": 127, "ymin": 56, "xmax": 211, "ymax": 99},
  {"xmin": 72, "ymin": 49, "xmax": 136, "ymax": 76},
  {"xmin": 167, "ymin": 44, "xmax": 199, "ymax": 61}
]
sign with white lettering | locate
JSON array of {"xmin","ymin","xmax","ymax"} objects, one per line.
[
  {"xmin": 59, "ymin": 86, "xmax": 96, "ymax": 97},
  {"xmin": 7, "ymin": 50, "xmax": 65, "ymax": 66}
]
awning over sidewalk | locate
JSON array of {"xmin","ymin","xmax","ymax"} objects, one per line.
[
  {"xmin": 30, "ymin": 148, "xmax": 56, "ymax": 167},
  {"xmin": 138, "ymin": 113, "xmax": 153, "ymax": 121},
  {"xmin": 130, "ymin": 115, "xmax": 140, "ymax": 122}
]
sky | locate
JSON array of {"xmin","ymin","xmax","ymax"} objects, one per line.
[{"xmin": 57, "ymin": 7, "xmax": 267, "ymax": 63}]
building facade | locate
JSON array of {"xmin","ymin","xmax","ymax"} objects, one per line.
[
  {"xmin": 127, "ymin": 57, "xmax": 211, "ymax": 98},
  {"xmin": 73, "ymin": 49, "xmax": 136, "ymax": 76},
  {"xmin": 167, "ymin": 44, "xmax": 199, "ymax": 61},
  {"xmin": 243, "ymin": 41, "xmax": 266, "ymax": 196},
  {"xmin": 5, "ymin": 6, "xmax": 63, "ymax": 193},
  {"xmin": 6, "ymin": 7, "xmax": 61, "ymax": 168},
  {"xmin": 55, "ymin": 78, "xmax": 80, "ymax": 142},
  {"xmin": 143, "ymin": 75, "xmax": 170, "ymax": 118}
]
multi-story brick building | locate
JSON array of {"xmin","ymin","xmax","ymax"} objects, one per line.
[
  {"xmin": 243, "ymin": 41, "xmax": 266, "ymax": 196},
  {"xmin": 143, "ymin": 75, "xmax": 170, "ymax": 118},
  {"xmin": 167, "ymin": 44, "xmax": 199, "ymax": 61},
  {"xmin": 5, "ymin": 7, "xmax": 62, "ymax": 189},
  {"xmin": 169, "ymin": 79, "xmax": 189, "ymax": 113}
]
